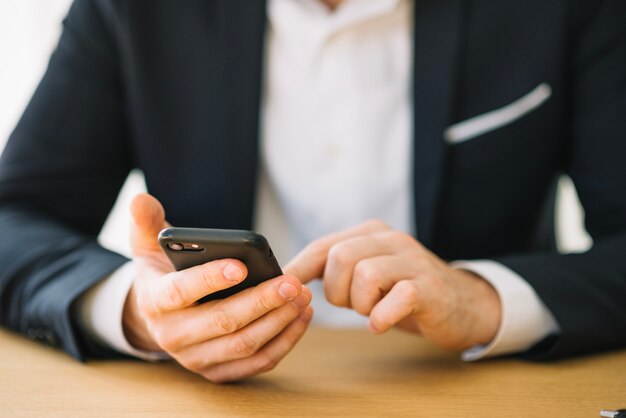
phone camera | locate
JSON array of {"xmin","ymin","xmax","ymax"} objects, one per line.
[
  {"xmin": 184, "ymin": 243, "xmax": 204, "ymax": 252},
  {"xmin": 167, "ymin": 243, "xmax": 184, "ymax": 251}
]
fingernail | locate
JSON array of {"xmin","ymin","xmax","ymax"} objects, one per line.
[
  {"xmin": 368, "ymin": 322, "xmax": 379, "ymax": 334},
  {"xmin": 223, "ymin": 264, "xmax": 243, "ymax": 281},
  {"xmin": 291, "ymin": 292, "xmax": 310, "ymax": 308},
  {"xmin": 278, "ymin": 282, "xmax": 299, "ymax": 300}
]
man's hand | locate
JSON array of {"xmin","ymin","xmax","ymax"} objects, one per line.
[
  {"xmin": 122, "ymin": 193, "xmax": 313, "ymax": 383},
  {"xmin": 285, "ymin": 220, "xmax": 501, "ymax": 351}
]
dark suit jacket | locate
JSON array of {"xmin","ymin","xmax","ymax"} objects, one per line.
[{"xmin": 0, "ymin": 0, "xmax": 625, "ymax": 361}]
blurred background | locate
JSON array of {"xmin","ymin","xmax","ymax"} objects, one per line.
[
  {"xmin": 0, "ymin": 0, "xmax": 146, "ymax": 258},
  {"xmin": 0, "ymin": 0, "xmax": 592, "ymax": 259}
]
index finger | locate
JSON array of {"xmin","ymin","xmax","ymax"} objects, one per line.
[
  {"xmin": 150, "ymin": 259, "xmax": 248, "ymax": 312},
  {"xmin": 284, "ymin": 219, "xmax": 390, "ymax": 283}
]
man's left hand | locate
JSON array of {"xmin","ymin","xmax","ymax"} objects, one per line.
[{"xmin": 285, "ymin": 220, "xmax": 502, "ymax": 351}]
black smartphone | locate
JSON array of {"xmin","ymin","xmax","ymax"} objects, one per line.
[{"xmin": 158, "ymin": 227, "xmax": 283, "ymax": 303}]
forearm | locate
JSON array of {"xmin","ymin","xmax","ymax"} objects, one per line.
[
  {"xmin": 0, "ymin": 0, "xmax": 136, "ymax": 360},
  {"xmin": 496, "ymin": 233, "xmax": 626, "ymax": 359},
  {"xmin": 0, "ymin": 204, "xmax": 128, "ymax": 360}
]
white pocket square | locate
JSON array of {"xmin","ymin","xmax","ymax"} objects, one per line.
[{"xmin": 444, "ymin": 83, "xmax": 552, "ymax": 144}]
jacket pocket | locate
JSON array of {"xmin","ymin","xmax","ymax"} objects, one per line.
[{"xmin": 444, "ymin": 83, "xmax": 552, "ymax": 144}]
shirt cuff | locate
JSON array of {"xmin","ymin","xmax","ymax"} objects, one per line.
[
  {"xmin": 451, "ymin": 260, "xmax": 561, "ymax": 362},
  {"xmin": 75, "ymin": 261, "xmax": 169, "ymax": 361}
]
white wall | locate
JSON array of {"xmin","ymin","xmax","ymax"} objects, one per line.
[{"xmin": 0, "ymin": 0, "xmax": 592, "ymax": 258}]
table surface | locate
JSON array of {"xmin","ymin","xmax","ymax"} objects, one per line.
[{"xmin": 1, "ymin": 327, "xmax": 624, "ymax": 417}]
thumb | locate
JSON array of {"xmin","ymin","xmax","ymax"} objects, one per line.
[{"xmin": 130, "ymin": 193, "xmax": 171, "ymax": 257}]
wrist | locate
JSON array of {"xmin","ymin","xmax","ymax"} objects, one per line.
[
  {"xmin": 122, "ymin": 283, "xmax": 159, "ymax": 351},
  {"xmin": 453, "ymin": 269, "xmax": 502, "ymax": 348}
]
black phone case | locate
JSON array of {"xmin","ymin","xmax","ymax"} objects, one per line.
[{"xmin": 158, "ymin": 227, "xmax": 283, "ymax": 303}]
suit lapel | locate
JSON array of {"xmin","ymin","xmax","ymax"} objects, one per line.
[
  {"xmin": 211, "ymin": 0, "xmax": 268, "ymax": 229},
  {"xmin": 208, "ymin": 0, "xmax": 463, "ymax": 238},
  {"xmin": 411, "ymin": 0, "xmax": 464, "ymax": 248}
]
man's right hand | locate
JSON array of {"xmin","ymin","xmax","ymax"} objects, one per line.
[{"xmin": 122, "ymin": 193, "xmax": 313, "ymax": 383}]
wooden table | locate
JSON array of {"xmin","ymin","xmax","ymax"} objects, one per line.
[{"xmin": 1, "ymin": 327, "xmax": 624, "ymax": 417}]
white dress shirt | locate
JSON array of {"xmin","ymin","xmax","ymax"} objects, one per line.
[{"xmin": 77, "ymin": 0, "xmax": 559, "ymax": 361}]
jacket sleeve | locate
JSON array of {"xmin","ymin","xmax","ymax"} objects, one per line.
[
  {"xmin": 496, "ymin": 0, "xmax": 626, "ymax": 360},
  {"xmin": 0, "ymin": 0, "xmax": 131, "ymax": 360}
]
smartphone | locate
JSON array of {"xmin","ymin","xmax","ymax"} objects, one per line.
[{"xmin": 158, "ymin": 227, "xmax": 283, "ymax": 303}]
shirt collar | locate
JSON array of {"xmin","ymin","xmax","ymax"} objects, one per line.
[{"xmin": 269, "ymin": 0, "xmax": 406, "ymax": 41}]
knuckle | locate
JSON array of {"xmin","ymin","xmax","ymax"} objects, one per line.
[
  {"xmin": 277, "ymin": 306, "xmax": 299, "ymax": 327},
  {"xmin": 254, "ymin": 354, "xmax": 278, "ymax": 373},
  {"xmin": 395, "ymin": 280, "xmax": 420, "ymax": 304},
  {"xmin": 350, "ymin": 290, "xmax": 372, "ymax": 315},
  {"xmin": 210, "ymin": 308, "xmax": 239, "ymax": 334},
  {"xmin": 353, "ymin": 303, "xmax": 371, "ymax": 317},
  {"xmin": 366, "ymin": 219, "xmax": 389, "ymax": 231},
  {"xmin": 136, "ymin": 292, "xmax": 156, "ymax": 317},
  {"xmin": 412, "ymin": 239, "xmax": 426, "ymax": 251},
  {"xmin": 178, "ymin": 356, "xmax": 206, "ymax": 372},
  {"xmin": 198, "ymin": 266, "xmax": 218, "ymax": 291},
  {"xmin": 153, "ymin": 329, "xmax": 178, "ymax": 352},
  {"xmin": 324, "ymin": 286, "xmax": 346, "ymax": 307},
  {"xmin": 255, "ymin": 290, "xmax": 277, "ymax": 313},
  {"xmin": 305, "ymin": 240, "xmax": 326, "ymax": 259},
  {"xmin": 327, "ymin": 243, "xmax": 353, "ymax": 267},
  {"xmin": 164, "ymin": 277, "xmax": 185, "ymax": 307},
  {"xmin": 387, "ymin": 230, "xmax": 410, "ymax": 243},
  {"xmin": 231, "ymin": 333, "xmax": 259, "ymax": 358},
  {"xmin": 201, "ymin": 369, "xmax": 227, "ymax": 384},
  {"xmin": 353, "ymin": 260, "xmax": 379, "ymax": 285}
]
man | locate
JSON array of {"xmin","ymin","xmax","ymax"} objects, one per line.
[{"xmin": 0, "ymin": 0, "xmax": 624, "ymax": 383}]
